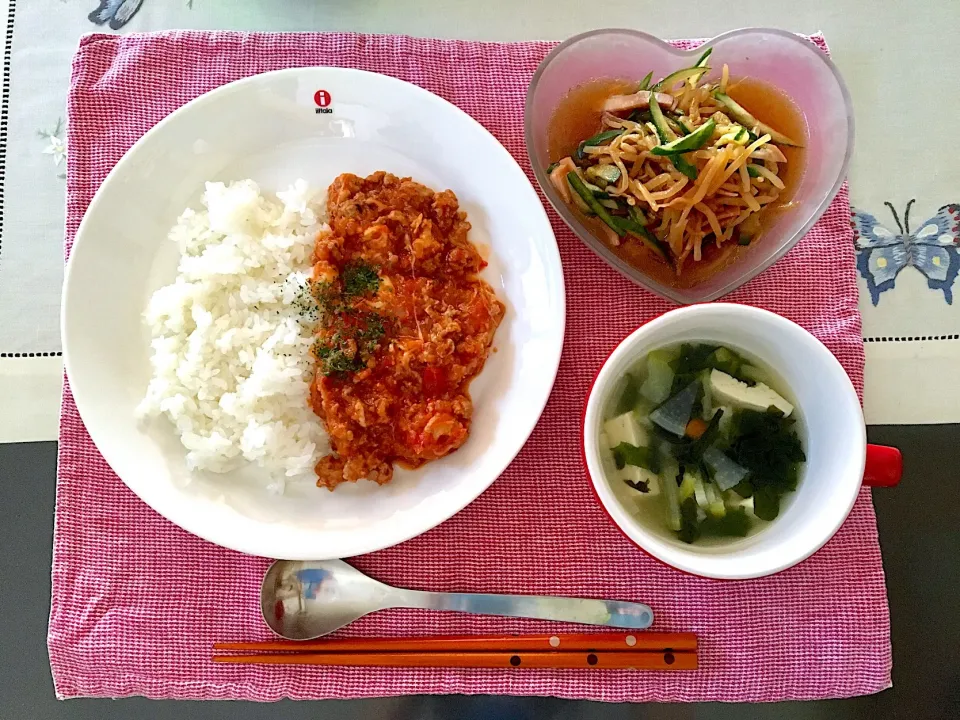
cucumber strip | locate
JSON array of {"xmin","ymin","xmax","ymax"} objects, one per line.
[
  {"xmin": 672, "ymin": 156, "xmax": 699, "ymax": 180},
  {"xmin": 567, "ymin": 173, "xmax": 626, "ymax": 237},
  {"xmin": 672, "ymin": 115, "xmax": 694, "ymax": 135},
  {"xmin": 616, "ymin": 214, "xmax": 670, "ymax": 261},
  {"xmin": 649, "ymin": 94, "xmax": 699, "ymax": 180},
  {"xmin": 570, "ymin": 189, "xmax": 593, "ymax": 215},
  {"xmin": 746, "ymin": 164, "xmax": 763, "ymax": 178},
  {"xmin": 651, "ymin": 119, "xmax": 716, "ymax": 156},
  {"xmin": 664, "ymin": 116, "xmax": 686, "ymax": 136},
  {"xmin": 638, "ymin": 71, "xmax": 653, "ymax": 91},
  {"xmin": 575, "ymin": 129, "xmax": 624, "ymax": 162},
  {"xmin": 713, "ymin": 92, "xmax": 803, "ymax": 147},
  {"xmin": 627, "ymin": 203, "xmax": 649, "ymax": 226},
  {"xmin": 586, "ymin": 164, "xmax": 622, "ymax": 185},
  {"xmin": 653, "ymin": 66, "xmax": 709, "ymax": 92},
  {"xmin": 694, "ymin": 47, "xmax": 713, "ymax": 68},
  {"xmin": 583, "ymin": 128, "xmax": 625, "ymax": 146},
  {"xmin": 546, "ymin": 161, "xmax": 559, "ymax": 174},
  {"xmin": 648, "ymin": 92, "xmax": 676, "ymax": 143}
]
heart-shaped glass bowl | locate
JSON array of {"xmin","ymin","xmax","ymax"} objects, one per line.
[{"xmin": 525, "ymin": 28, "xmax": 855, "ymax": 304}]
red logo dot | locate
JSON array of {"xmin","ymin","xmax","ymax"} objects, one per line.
[{"xmin": 314, "ymin": 90, "xmax": 332, "ymax": 108}]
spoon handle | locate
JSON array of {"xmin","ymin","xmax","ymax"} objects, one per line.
[{"xmin": 394, "ymin": 589, "xmax": 654, "ymax": 629}]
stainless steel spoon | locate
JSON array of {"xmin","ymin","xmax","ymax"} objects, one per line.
[{"xmin": 261, "ymin": 559, "xmax": 654, "ymax": 640}]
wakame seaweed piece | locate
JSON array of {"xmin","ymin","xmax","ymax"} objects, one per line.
[
  {"xmin": 671, "ymin": 409, "xmax": 724, "ymax": 466},
  {"xmin": 731, "ymin": 411, "xmax": 805, "ymax": 463},
  {"xmin": 612, "ymin": 442, "xmax": 661, "ymax": 472},
  {"xmin": 614, "ymin": 373, "xmax": 641, "ymax": 415},
  {"xmin": 624, "ymin": 477, "xmax": 650, "ymax": 493},
  {"xmin": 752, "ymin": 486, "xmax": 780, "ymax": 521},
  {"xmin": 732, "ymin": 480, "xmax": 754, "ymax": 498},
  {"xmin": 729, "ymin": 410, "xmax": 805, "ymax": 495},
  {"xmin": 702, "ymin": 506, "xmax": 751, "ymax": 537},
  {"xmin": 678, "ymin": 496, "xmax": 702, "ymax": 544},
  {"xmin": 672, "ymin": 343, "xmax": 721, "ymax": 374},
  {"xmin": 768, "ymin": 458, "xmax": 802, "ymax": 493}
]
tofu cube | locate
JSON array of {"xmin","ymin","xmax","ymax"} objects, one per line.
[
  {"xmin": 709, "ymin": 369, "xmax": 793, "ymax": 417},
  {"xmin": 603, "ymin": 412, "xmax": 649, "ymax": 448}
]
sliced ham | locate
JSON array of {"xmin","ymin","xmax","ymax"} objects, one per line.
[
  {"xmin": 549, "ymin": 157, "xmax": 576, "ymax": 203},
  {"xmin": 602, "ymin": 91, "xmax": 677, "ymax": 114},
  {"xmin": 601, "ymin": 223, "xmax": 621, "ymax": 247}
]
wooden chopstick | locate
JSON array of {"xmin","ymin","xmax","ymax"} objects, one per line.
[
  {"xmin": 213, "ymin": 649, "xmax": 697, "ymax": 670},
  {"xmin": 212, "ymin": 633, "xmax": 698, "ymax": 670},
  {"xmin": 214, "ymin": 632, "xmax": 697, "ymax": 654}
]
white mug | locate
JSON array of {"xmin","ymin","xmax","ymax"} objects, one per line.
[{"xmin": 582, "ymin": 303, "xmax": 901, "ymax": 580}]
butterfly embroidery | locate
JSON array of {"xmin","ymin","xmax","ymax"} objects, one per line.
[
  {"xmin": 88, "ymin": 0, "xmax": 144, "ymax": 30},
  {"xmin": 852, "ymin": 200, "xmax": 960, "ymax": 305}
]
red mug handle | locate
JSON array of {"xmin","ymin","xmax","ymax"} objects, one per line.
[{"xmin": 863, "ymin": 444, "xmax": 902, "ymax": 487}]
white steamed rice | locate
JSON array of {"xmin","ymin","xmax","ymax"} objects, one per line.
[{"xmin": 136, "ymin": 179, "xmax": 329, "ymax": 488}]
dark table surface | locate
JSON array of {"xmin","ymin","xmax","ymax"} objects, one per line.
[{"xmin": 2, "ymin": 426, "xmax": 958, "ymax": 719}]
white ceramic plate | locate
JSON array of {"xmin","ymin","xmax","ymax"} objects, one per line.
[{"xmin": 62, "ymin": 68, "xmax": 565, "ymax": 560}]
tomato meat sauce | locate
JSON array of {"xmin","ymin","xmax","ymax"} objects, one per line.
[{"xmin": 310, "ymin": 172, "xmax": 505, "ymax": 489}]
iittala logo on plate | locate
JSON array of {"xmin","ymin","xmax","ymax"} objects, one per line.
[{"xmin": 314, "ymin": 90, "xmax": 333, "ymax": 114}]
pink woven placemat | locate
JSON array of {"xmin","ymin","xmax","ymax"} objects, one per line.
[{"xmin": 51, "ymin": 31, "xmax": 890, "ymax": 702}]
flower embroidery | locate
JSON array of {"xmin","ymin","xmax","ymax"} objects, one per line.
[{"xmin": 37, "ymin": 118, "xmax": 67, "ymax": 178}]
